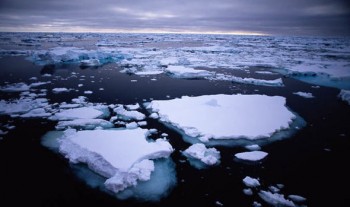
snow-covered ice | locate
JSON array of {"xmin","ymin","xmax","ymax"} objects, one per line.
[
  {"xmin": 339, "ymin": 90, "xmax": 350, "ymax": 105},
  {"xmin": 52, "ymin": 88, "xmax": 70, "ymax": 93},
  {"xmin": 56, "ymin": 119, "xmax": 114, "ymax": 130},
  {"xmin": 243, "ymin": 188, "xmax": 253, "ymax": 196},
  {"xmin": 182, "ymin": 143, "xmax": 220, "ymax": 168},
  {"xmin": 57, "ymin": 128, "xmax": 174, "ymax": 194},
  {"xmin": 212, "ymin": 74, "xmax": 284, "ymax": 87},
  {"xmin": 245, "ymin": 144, "xmax": 261, "ymax": 151},
  {"xmin": 235, "ymin": 151, "xmax": 268, "ymax": 161},
  {"xmin": 243, "ymin": 176, "xmax": 260, "ymax": 188},
  {"xmin": 293, "ymin": 91, "xmax": 314, "ymax": 98},
  {"xmin": 147, "ymin": 94, "xmax": 298, "ymax": 143},
  {"xmin": 165, "ymin": 65, "xmax": 214, "ymax": 79},
  {"xmin": 49, "ymin": 107, "xmax": 104, "ymax": 120},
  {"xmin": 114, "ymin": 105, "xmax": 146, "ymax": 121},
  {"xmin": 258, "ymin": 190, "xmax": 296, "ymax": 207},
  {"xmin": 0, "ymin": 82, "xmax": 30, "ymax": 92}
]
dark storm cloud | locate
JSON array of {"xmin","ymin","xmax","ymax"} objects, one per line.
[{"xmin": 0, "ymin": 0, "xmax": 349, "ymax": 35}]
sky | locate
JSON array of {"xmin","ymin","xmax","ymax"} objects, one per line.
[{"xmin": 0, "ymin": 0, "xmax": 349, "ymax": 36}]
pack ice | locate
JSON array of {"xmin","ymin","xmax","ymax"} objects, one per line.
[{"xmin": 146, "ymin": 94, "xmax": 299, "ymax": 143}]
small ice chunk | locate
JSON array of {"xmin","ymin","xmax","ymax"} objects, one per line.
[
  {"xmin": 0, "ymin": 82, "xmax": 30, "ymax": 92},
  {"xmin": 114, "ymin": 106, "xmax": 145, "ymax": 121},
  {"xmin": 131, "ymin": 80, "xmax": 138, "ymax": 82},
  {"xmin": 56, "ymin": 119, "xmax": 114, "ymax": 130},
  {"xmin": 80, "ymin": 59, "xmax": 100, "ymax": 67},
  {"xmin": 137, "ymin": 121, "xmax": 147, "ymax": 126},
  {"xmin": 245, "ymin": 144, "xmax": 261, "ymax": 151},
  {"xmin": 258, "ymin": 190, "xmax": 295, "ymax": 207},
  {"xmin": 0, "ymin": 129, "xmax": 8, "ymax": 135},
  {"xmin": 161, "ymin": 133, "xmax": 168, "ymax": 137},
  {"xmin": 288, "ymin": 195, "xmax": 307, "ymax": 203},
  {"xmin": 243, "ymin": 188, "xmax": 253, "ymax": 196},
  {"xmin": 339, "ymin": 89, "xmax": 350, "ymax": 105},
  {"xmin": 235, "ymin": 151, "xmax": 268, "ymax": 161},
  {"xmin": 243, "ymin": 176, "xmax": 260, "ymax": 188},
  {"xmin": 269, "ymin": 185, "xmax": 280, "ymax": 193},
  {"xmin": 52, "ymin": 88, "xmax": 70, "ymax": 93},
  {"xmin": 125, "ymin": 103, "xmax": 140, "ymax": 110},
  {"xmin": 78, "ymin": 84, "xmax": 83, "ymax": 87},
  {"xmin": 29, "ymin": 81, "xmax": 51, "ymax": 87},
  {"xmin": 215, "ymin": 201, "xmax": 223, "ymax": 206},
  {"xmin": 252, "ymin": 201, "xmax": 262, "ymax": 207},
  {"xmin": 149, "ymin": 113, "xmax": 159, "ymax": 119},
  {"xmin": 293, "ymin": 91, "xmax": 314, "ymax": 98},
  {"xmin": 126, "ymin": 122, "xmax": 138, "ymax": 129},
  {"xmin": 183, "ymin": 143, "xmax": 221, "ymax": 166},
  {"xmin": 84, "ymin": 90, "xmax": 93, "ymax": 94}
]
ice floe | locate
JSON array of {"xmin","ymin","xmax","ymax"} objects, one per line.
[
  {"xmin": 56, "ymin": 119, "xmax": 114, "ymax": 130},
  {"xmin": 49, "ymin": 107, "xmax": 105, "ymax": 121},
  {"xmin": 55, "ymin": 128, "xmax": 174, "ymax": 194},
  {"xmin": 165, "ymin": 65, "xmax": 214, "ymax": 79},
  {"xmin": 147, "ymin": 94, "xmax": 300, "ymax": 144},
  {"xmin": 52, "ymin": 88, "xmax": 70, "ymax": 93},
  {"xmin": 243, "ymin": 176, "xmax": 261, "ymax": 188},
  {"xmin": 211, "ymin": 74, "xmax": 284, "ymax": 87},
  {"xmin": 0, "ymin": 82, "xmax": 30, "ymax": 92},
  {"xmin": 182, "ymin": 143, "xmax": 220, "ymax": 169},
  {"xmin": 338, "ymin": 89, "xmax": 350, "ymax": 105},
  {"xmin": 258, "ymin": 190, "xmax": 296, "ymax": 207},
  {"xmin": 234, "ymin": 151, "xmax": 268, "ymax": 161},
  {"xmin": 114, "ymin": 105, "xmax": 146, "ymax": 121},
  {"xmin": 293, "ymin": 91, "xmax": 314, "ymax": 98}
]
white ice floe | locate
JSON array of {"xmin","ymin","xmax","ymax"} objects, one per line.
[
  {"xmin": 57, "ymin": 128, "xmax": 174, "ymax": 193},
  {"xmin": 134, "ymin": 70, "xmax": 163, "ymax": 76},
  {"xmin": 50, "ymin": 107, "xmax": 104, "ymax": 120},
  {"xmin": 126, "ymin": 122, "xmax": 138, "ymax": 129},
  {"xmin": 255, "ymin": 71, "xmax": 276, "ymax": 75},
  {"xmin": 212, "ymin": 74, "xmax": 284, "ymax": 87},
  {"xmin": 52, "ymin": 88, "xmax": 70, "ymax": 93},
  {"xmin": 288, "ymin": 195, "xmax": 307, "ymax": 203},
  {"xmin": 243, "ymin": 188, "xmax": 253, "ymax": 196},
  {"xmin": 245, "ymin": 144, "xmax": 261, "ymax": 151},
  {"xmin": 56, "ymin": 119, "xmax": 114, "ymax": 130},
  {"xmin": 30, "ymin": 46, "xmax": 126, "ymax": 65},
  {"xmin": 339, "ymin": 89, "xmax": 350, "ymax": 105},
  {"xmin": 125, "ymin": 103, "xmax": 140, "ymax": 110},
  {"xmin": 29, "ymin": 81, "xmax": 51, "ymax": 87},
  {"xmin": 114, "ymin": 105, "xmax": 146, "ymax": 121},
  {"xmin": 182, "ymin": 143, "xmax": 221, "ymax": 167},
  {"xmin": 0, "ymin": 98, "xmax": 50, "ymax": 116},
  {"xmin": 235, "ymin": 151, "xmax": 268, "ymax": 161},
  {"xmin": 165, "ymin": 65, "xmax": 214, "ymax": 79},
  {"xmin": 147, "ymin": 94, "xmax": 297, "ymax": 142},
  {"xmin": 149, "ymin": 113, "xmax": 159, "ymax": 119},
  {"xmin": 20, "ymin": 108, "xmax": 51, "ymax": 118},
  {"xmin": 293, "ymin": 91, "xmax": 314, "ymax": 98},
  {"xmin": 243, "ymin": 176, "xmax": 261, "ymax": 188},
  {"xmin": 258, "ymin": 190, "xmax": 296, "ymax": 207},
  {"xmin": 59, "ymin": 103, "xmax": 80, "ymax": 109},
  {"xmin": 80, "ymin": 59, "xmax": 100, "ymax": 67},
  {"xmin": 84, "ymin": 90, "xmax": 93, "ymax": 94},
  {"xmin": 0, "ymin": 82, "xmax": 30, "ymax": 92}
]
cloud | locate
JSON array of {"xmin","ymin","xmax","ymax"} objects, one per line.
[{"xmin": 0, "ymin": 0, "xmax": 349, "ymax": 35}]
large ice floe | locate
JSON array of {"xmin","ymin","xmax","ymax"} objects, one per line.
[
  {"xmin": 42, "ymin": 128, "xmax": 176, "ymax": 201},
  {"xmin": 146, "ymin": 94, "xmax": 305, "ymax": 146}
]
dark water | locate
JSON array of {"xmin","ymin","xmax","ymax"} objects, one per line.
[{"xmin": 1, "ymin": 56, "xmax": 350, "ymax": 206}]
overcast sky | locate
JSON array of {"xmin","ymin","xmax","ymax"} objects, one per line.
[{"xmin": 0, "ymin": 0, "xmax": 349, "ymax": 36}]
